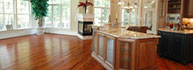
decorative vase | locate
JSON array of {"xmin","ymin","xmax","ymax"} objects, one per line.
[
  {"xmin": 36, "ymin": 17, "xmax": 44, "ymax": 35},
  {"xmin": 84, "ymin": 6, "xmax": 88, "ymax": 14},
  {"xmin": 169, "ymin": 22, "xmax": 174, "ymax": 29},
  {"xmin": 36, "ymin": 27, "xmax": 45, "ymax": 35}
]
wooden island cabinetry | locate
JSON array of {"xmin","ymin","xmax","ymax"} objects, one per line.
[{"xmin": 92, "ymin": 26, "xmax": 160, "ymax": 70}]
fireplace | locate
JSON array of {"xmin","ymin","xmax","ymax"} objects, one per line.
[
  {"xmin": 76, "ymin": 14, "xmax": 94, "ymax": 37},
  {"xmin": 78, "ymin": 21, "xmax": 93, "ymax": 36}
]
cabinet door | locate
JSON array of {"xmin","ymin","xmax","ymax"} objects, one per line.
[
  {"xmin": 92, "ymin": 31, "xmax": 97, "ymax": 53},
  {"xmin": 158, "ymin": 32, "xmax": 171, "ymax": 56},
  {"xmin": 98, "ymin": 35, "xmax": 105, "ymax": 58},
  {"xmin": 184, "ymin": 0, "xmax": 193, "ymax": 18},
  {"xmin": 106, "ymin": 38, "xmax": 114, "ymax": 66},
  {"xmin": 171, "ymin": 34, "xmax": 185, "ymax": 59}
]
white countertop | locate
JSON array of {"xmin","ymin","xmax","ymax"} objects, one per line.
[
  {"xmin": 158, "ymin": 28, "xmax": 193, "ymax": 34},
  {"xmin": 97, "ymin": 27, "xmax": 160, "ymax": 39}
]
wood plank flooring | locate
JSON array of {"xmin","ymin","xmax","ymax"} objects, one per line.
[{"xmin": 0, "ymin": 34, "xmax": 192, "ymax": 70}]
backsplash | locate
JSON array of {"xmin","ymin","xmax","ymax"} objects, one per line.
[{"xmin": 183, "ymin": 18, "xmax": 193, "ymax": 27}]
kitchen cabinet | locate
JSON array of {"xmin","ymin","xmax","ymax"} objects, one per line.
[
  {"xmin": 158, "ymin": 32, "xmax": 171, "ymax": 56},
  {"xmin": 171, "ymin": 34, "xmax": 185, "ymax": 59},
  {"xmin": 92, "ymin": 26, "xmax": 160, "ymax": 70},
  {"xmin": 158, "ymin": 30, "xmax": 193, "ymax": 64},
  {"xmin": 167, "ymin": 0, "xmax": 182, "ymax": 14},
  {"xmin": 183, "ymin": 0, "xmax": 193, "ymax": 18}
]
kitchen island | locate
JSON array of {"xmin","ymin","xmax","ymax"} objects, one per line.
[
  {"xmin": 92, "ymin": 26, "xmax": 160, "ymax": 70},
  {"xmin": 158, "ymin": 29, "xmax": 193, "ymax": 64}
]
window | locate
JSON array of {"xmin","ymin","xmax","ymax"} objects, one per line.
[
  {"xmin": 121, "ymin": 9, "xmax": 138, "ymax": 26},
  {"xmin": 45, "ymin": 0, "xmax": 70, "ymax": 29},
  {"xmin": 94, "ymin": 0, "xmax": 110, "ymax": 25},
  {"xmin": 0, "ymin": 0, "xmax": 31, "ymax": 31},
  {"xmin": 17, "ymin": 0, "xmax": 30, "ymax": 29},
  {"xmin": 0, "ymin": 0, "xmax": 14, "ymax": 30},
  {"xmin": 122, "ymin": 9, "xmax": 129, "ymax": 26}
]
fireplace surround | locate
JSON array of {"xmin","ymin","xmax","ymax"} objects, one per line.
[
  {"xmin": 78, "ymin": 21, "xmax": 93, "ymax": 36},
  {"xmin": 76, "ymin": 14, "xmax": 94, "ymax": 39}
]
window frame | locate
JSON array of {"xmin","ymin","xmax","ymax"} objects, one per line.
[
  {"xmin": 121, "ymin": 8, "xmax": 139, "ymax": 26},
  {"xmin": 0, "ymin": 0, "xmax": 32, "ymax": 31},
  {"xmin": 16, "ymin": 0, "xmax": 31, "ymax": 29},
  {"xmin": 45, "ymin": 0, "xmax": 71, "ymax": 29},
  {"xmin": 94, "ymin": 0, "xmax": 110, "ymax": 25}
]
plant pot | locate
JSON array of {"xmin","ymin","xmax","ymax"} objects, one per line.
[{"xmin": 36, "ymin": 28, "xmax": 45, "ymax": 35}]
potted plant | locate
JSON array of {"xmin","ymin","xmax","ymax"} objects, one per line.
[
  {"xmin": 78, "ymin": 0, "xmax": 93, "ymax": 14},
  {"xmin": 30, "ymin": 0, "xmax": 49, "ymax": 35}
]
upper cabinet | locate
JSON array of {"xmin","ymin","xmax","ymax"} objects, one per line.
[
  {"xmin": 167, "ymin": 0, "xmax": 182, "ymax": 14},
  {"xmin": 184, "ymin": 0, "xmax": 193, "ymax": 18}
]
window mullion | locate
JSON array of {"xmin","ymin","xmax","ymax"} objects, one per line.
[
  {"xmin": 101, "ymin": 8, "xmax": 103, "ymax": 24},
  {"xmin": 14, "ymin": 0, "xmax": 18, "ymax": 29},
  {"xmin": 51, "ymin": 5, "xmax": 54, "ymax": 28},
  {"xmin": 60, "ymin": 0, "xmax": 62, "ymax": 27},
  {"xmin": 29, "ymin": 1, "xmax": 32, "ymax": 28},
  {"xmin": 2, "ymin": 0, "xmax": 5, "ymax": 28},
  {"xmin": 101, "ymin": 0, "xmax": 103, "ymax": 24}
]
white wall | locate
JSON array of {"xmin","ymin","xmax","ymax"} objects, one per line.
[{"xmin": 71, "ymin": 0, "xmax": 79, "ymax": 32}]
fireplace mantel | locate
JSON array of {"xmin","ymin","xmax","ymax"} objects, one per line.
[{"xmin": 76, "ymin": 14, "xmax": 94, "ymax": 22}]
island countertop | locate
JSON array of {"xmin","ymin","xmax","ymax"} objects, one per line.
[
  {"xmin": 158, "ymin": 28, "xmax": 193, "ymax": 34},
  {"xmin": 96, "ymin": 27, "xmax": 160, "ymax": 39}
]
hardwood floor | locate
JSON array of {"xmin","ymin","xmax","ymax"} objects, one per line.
[
  {"xmin": 0, "ymin": 34, "xmax": 192, "ymax": 70},
  {"xmin": 0, "ymin": 34, "xmax": 105, "ymax": 70}
]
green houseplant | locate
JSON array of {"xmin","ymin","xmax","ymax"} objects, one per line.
[{"xmin": 30, "ymin": 0, "xmax": 49, "ymax": 27}]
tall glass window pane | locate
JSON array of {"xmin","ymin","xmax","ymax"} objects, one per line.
[
  {"xmin": 0, "ymin": 0, "xmax": 3, "ymax": 13},
  {"xmin": 0, "ymin": 14, "xmax": 5, "ymax": 30},
  {"xmin": 53, "ymin": 5, "xmax": 61, "ymax": 28},
  {"xmin": 4, "ymin": 0, "xmax": 14, "ymax": 13},
  {"xmin": 102, "ymin": 8, "xmax": 110, "ymax": 22},
  {"xmin": 62, "ymin": 3, "xmax": 70, "ymax": 29},
  {"xmin": 94, "ymin": 8, "xmax": 102, "ymax": 24},
  {"xmin": 17, "ymin": 0, "xmax": 30, "ymax": 29},
  {"xmin": 122, "ymin": 9, "xmax": 129, "ymax": 26},
  {"xmin": 53, "ymin": 0, "xmax": 60, "ymax": 4},
  {"xmin": 17, "ymin": 0, "xmax": 29, "ymax": 14},
  {"xmin": 0, "ymin": 0, "xmax": 33, "ymax": 31},
  {"xmin": 94, "ymin": 0, "xmax": 110, "ymax": 25},
  {"xmin": 45, "ymin": 0, "xmax": 70, "ymax": 29},
  {"xmin": 130, "ymin": 10, "xmax": 136, "ymax": 25},
  {"xmin": 121, "ymin": 0, "xmax": 139, "ymax": 26},
  {"xmin": 48, "ymin": 0, "xmax": 52, "ymax": 4},
  {"xmin": 103, "ymin": 0, "xmax": 110, "ymax": 7},
  {"xmin": 17, "ymin": 15, "xmax": 29, "ymax": 28},
  {"xmin": 0, "ymin": 0, "xmax": 14, "ymax": 31},
  {"xmin": 94, "ymin": 0, "xmax": 102, "ymax": 7},
  {"xmin": 45, "ymin": 6, "xmax": 53, "ymax": 27}
]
